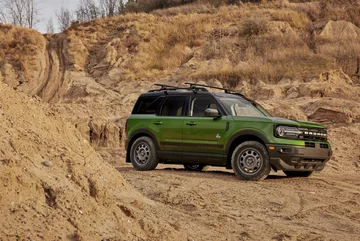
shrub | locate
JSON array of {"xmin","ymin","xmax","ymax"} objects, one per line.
[{"xmin": 239, "ymin": 17, "xmax": 269, "ymax": 38}]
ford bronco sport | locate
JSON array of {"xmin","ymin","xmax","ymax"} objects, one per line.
[{"xmin": 125, "ymin": 83, "xmax": 332, "ymax": 180}]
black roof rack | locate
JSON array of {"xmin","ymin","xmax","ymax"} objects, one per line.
[
  {"xmin": 148, "ymin": 83, "xmax": 209, "ymax": 93},
  {"xmin": 147, "ymin": 83, "xmax": 248, "ymax": 99},
  {"xmin": 154, "ymin": 84, "xmax": 181, "ymax": 90},
  {"xmin": 185, "ymin": 82, "xmax": 245, "ymax": 97}
]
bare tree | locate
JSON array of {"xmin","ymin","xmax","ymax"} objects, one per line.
[
  {"xmin": 56, "ymin": 7, "xmax": 73, "ymax": 31},
  {"xmin": 46, "ymin": 17, "xmax": 55, "ymax": 33},
  {"xmin": 4, "ymin": 0, "xmax": 26, "ymax": 26},
  {"xmin": 118, "ymin": 0, "xmax": 124, "ymax": 13},
  {"xmin": 76, "ymin": 0, "xmax": 100, "ymax": 22},
  {"xmin": 100, "ymin": 0, "xmax": 120, "ymax": 17},
  {"xmin": 1, "ymin": 0, "xmax": 41, "ymax": 28},
  {"xmin": 0, "ymin": 8, "xmax": 7, "ymax": 24},
  {"xmin": 25, "ymin": 0, "xmax": 40, "ymax": 28}
]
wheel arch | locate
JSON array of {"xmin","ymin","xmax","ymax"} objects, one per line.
[
  {"xmin": 126, "ymin": 129, "xmax": 159, "ymax": 163},
  {"xmin": 225, "ymin": 130, "xmax": 270, "ymax": 169}
]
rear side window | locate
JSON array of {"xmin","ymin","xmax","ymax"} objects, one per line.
[
  {"xmin": 160, "ymin": 96, "xmax": 187, "ymax": 116},
  {"xmin": 132, "ymin": 96, "xmax": 164, "ymax": 114}
]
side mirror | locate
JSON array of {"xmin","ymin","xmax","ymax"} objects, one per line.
[{"xmin": 204, "ymin": 108, "xmax": 221, "ymax": 118}]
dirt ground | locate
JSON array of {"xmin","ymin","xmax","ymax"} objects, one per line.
[{"xmin": 118, "ymin": 164, "xmax": 360, "ymax": 241}]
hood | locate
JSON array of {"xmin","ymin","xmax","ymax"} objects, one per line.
[
  {"xmin": 231, "ymin": 116, "xmax": 327, "ymax": 129},
  {"xmin": 272, "ymin": 118, "xmax": 327, "ymax": 129}
]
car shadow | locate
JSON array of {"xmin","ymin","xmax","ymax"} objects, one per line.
[
  {"xmin": 116, "ymin": 165, "xmax": 288, "ymax": 180},
  {"xmin": 159, "ymin": 167, "xmax": 287, "ymax": 180}
]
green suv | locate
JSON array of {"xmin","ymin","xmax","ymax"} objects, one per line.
[{"xmin": 125, "ymin": 83, "xmax": 332, "ymax": 180}]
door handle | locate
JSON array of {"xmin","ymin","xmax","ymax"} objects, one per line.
[
  {"xmin": 186, "ymin": 122, "xmax": 197, "ymax": 126},
  {"xmin": 153, "ymin": 121, "xmax": 163, "ymax": 125}
]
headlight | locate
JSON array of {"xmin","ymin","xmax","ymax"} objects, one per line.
[{"xmin": 275, "ymin": 126, "xmax": 302, "ymax": 138}]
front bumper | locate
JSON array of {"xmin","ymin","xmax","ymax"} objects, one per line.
[{"xmin": 267, "ymin": 144, "xmax": 332, "ymax": 171}]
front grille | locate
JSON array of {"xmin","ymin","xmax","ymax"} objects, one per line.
[
  {"xmin": 305, "ymin": 142, "xmax": 315, "ymax": 148},
  {"xmin": 298, "ymin": 127, "xmax": 327, "ymax": 141},
  {"xmin": 320, "ymin": 144, "xmax": 329, "ymax": 149}
]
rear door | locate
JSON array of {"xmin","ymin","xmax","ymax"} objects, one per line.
[
  {"xmin": 182, "ymin": 95, "xmax": 228, "ymax": 164},
  {"xmin": 148, "ymin": 95, "xmax": 188, "ymax": 161}
]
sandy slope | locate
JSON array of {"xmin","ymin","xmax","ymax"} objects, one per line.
[{"xmin": 0, "ymin": 82, "xmax": 195, "ymax": 241}]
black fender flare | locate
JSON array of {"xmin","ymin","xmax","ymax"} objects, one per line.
[
  {"xmin": 225, "ymin": 130, "xmax": 270, "ymax": 156},
  {"xmin": 126, "ymin": 129, "xmax": 160, "ymax": 162}
]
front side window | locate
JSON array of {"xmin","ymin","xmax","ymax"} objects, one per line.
[
  {"xmin": 218, "ymin": 97, "xmax": 266, "ymax": 117},
  {"xmin": 160, "ymin": 96, "xmax": 187, "ymax": 116},
  {"xmin": 190, "ymin": 96, "xmax": 218, "ymax": 117}
]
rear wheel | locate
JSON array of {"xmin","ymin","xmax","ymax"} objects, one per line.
[
  {"xmin": 183, "ymin": 164, "xmax": 207, "ymax": 172},
  {"xmin": 130, "ymin": 136, "xmax": 158, "ymax": 171},
  {"xmin": 231, "ymin": 141, "xmax": 270, "ymax": 181},
  {"xmin": 284, "ymin": 171, "xmax": 313, "ymax": 177}
]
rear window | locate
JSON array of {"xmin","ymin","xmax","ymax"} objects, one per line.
[{"xmin": 132, "ymin": 96, "xmax": 164, "ymax": 114}]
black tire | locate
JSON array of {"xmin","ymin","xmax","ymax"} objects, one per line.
[
  {"xmin": 130, "ymin": 136, "xmax": 158, "ymax": 171},
  {"xmin": 284, "ymin": 171, "xmax": 313, "ymax": 177},
  {"xmin": 231, "ymin": 141, "xmax": 270, "ymax": 181},
  {"xmin": 183, "ymin": 164, "xmax": 207, "ymax": 172}
]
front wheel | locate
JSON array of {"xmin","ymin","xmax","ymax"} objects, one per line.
[
  {"xmin": 284, "ymin": 171, "xmax": 313, "ymax": 177},
  {"xmin": 231, "ymin": 141, "xmax": 270, "ymax": 181},
  {"xmin": 183, "ymin": 164, "xmax": 207, "ymax": 172},
  {"xmin": 130, "ymin": 136, "xmax": 158, "ymax": 171}
]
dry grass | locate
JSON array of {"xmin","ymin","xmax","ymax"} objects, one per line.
[
  {"xmin": 3, "ymin": 0, "xmax": 358, "ymax": 88},
  {"xmin": 46, "ymin": 1, "xmax": 360, "ymax": 86},
  {"xmin": 90, "ymin": 4, "xmax": 355, "ymax": 84},
  {"xmin": 152, "ymin": 2, "xmax": 215, "ymax": 16},
  {"xmin": 318, "ymin": 0, "xmax": 360, "ymax": 27},
  {"xmin": 315, "ymin": 20, "xmax": 360, "ymax": 79},
  {"xmin": 270, "ymin": 10, "xmax": 310, "ymax": 30},
  {"xmin": 0, "ymin": 24, "xmax": 46, "ymax": 80},
  {"xmin": 128, "ymin": 14, "xmax": 212, "ymax": 79},
  {"xmin": 183, "ymin": 7, "xmax": 332, "ymax": 84}
]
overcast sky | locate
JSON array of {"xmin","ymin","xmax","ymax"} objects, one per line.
[{"xmin": 37, "ymin": 0, "xmax": 78, "ymax": 33}]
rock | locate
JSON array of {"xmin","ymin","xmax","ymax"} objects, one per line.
[
  {"xmin": 1, "ymin": 64, "xmax": 19, "ymax": 88},
  {"xmin": 88, "ymin": 120, "xmax": 121, "ymax": 148},
  {"xmin": 76, "ymin": 122, "xmax": 91, "ymax": 143},
  {"xmin": 317, "ymin": 21, "xmax": 360, "ymax": 78},
  {"xmin": 319, "ymin": 20, "xmax": 360, "ymax": 40},
  {"xmin": 76, "ymin": 119, "xmax": 123, "ymax": 149},
  {"xmin": 308, "ymin": 108, "xmax": 350, "ymax": 124},
  {"xmin": 42, "ymin": 160, "xmax": 53, "ymax": 167},
  {"xmin": 320, "ymin": 69, "xmax": 354, "ymax": 85}
]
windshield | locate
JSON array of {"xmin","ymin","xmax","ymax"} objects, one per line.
[{"xmin": 217, "ymin": 96, "xmax": 271, "ymax": 117}]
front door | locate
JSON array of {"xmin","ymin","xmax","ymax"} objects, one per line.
[{"xmin": 182, "ymin": 95, "xmax": 228, "ymax": 164}]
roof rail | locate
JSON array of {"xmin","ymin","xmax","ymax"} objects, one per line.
[
  {"xmin": 148, "ymin": 83, "xmax": 210, "ymax": 93},
  {"xmin": 184, "ymin": 82, "xmax": 245, "ymax": 97},
  {"xmin": 153, "ymin": 84, "xmax": 180, "ymax": 90}
]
